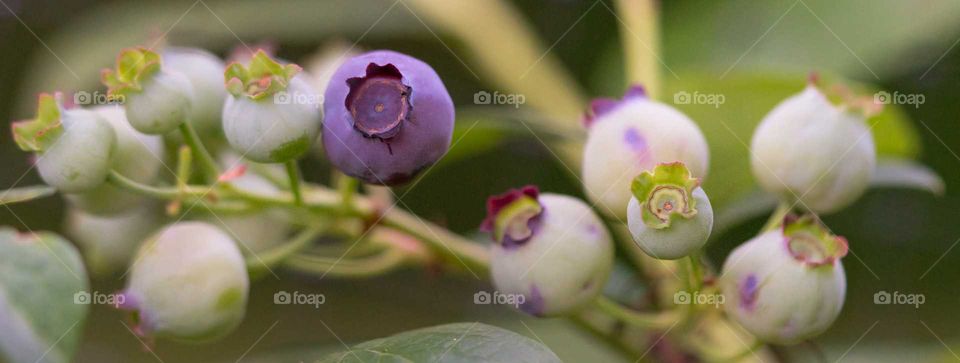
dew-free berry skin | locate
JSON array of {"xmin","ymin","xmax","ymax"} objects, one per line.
[{"xmin": 322, "ymin": 50, "xmax": 454, "ymax": 185}]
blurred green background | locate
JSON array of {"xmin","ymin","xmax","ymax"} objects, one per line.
[{"xmin": 1, "ymin": 0, "xmax": 959, "ymax": 362}]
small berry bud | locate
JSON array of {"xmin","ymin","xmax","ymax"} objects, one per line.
[
  {"xmin": 12, "ymin": 93, "xmax": 116, "ymax": 193},
  {"xmin": 322, "ymin": 50, "xmax": 454, "ymax": 185},
  {"xmin": 626, "ymin": 162, "xmax": 713, "ymax": 260},
  {"xmin": 721, "ymin": 215, "xmax": 848, "ymax": 344},
  {"xmin": 120, "ymin": 222, "xmax": 248, "ymax": 342},
  {"xmin": 65, "ymin": 105, "xmax": 164, "ymax": 215},
  {"xmin": 162, "ymin": 47, "xmax": 228, "ymax": 135},
  {"xmin": 582, "ymin": 86, "xmax": 709, "ymax": 218},
  {"xmin": 750, "ymin": 83, "xmax": 876, "ymax": 213},
  {"xmin": 483, "ymin": 186, "xmax": 613, "ymax": 316},
  {"xmin": 65, "ymin": 205, "xmax": 160, "ymax": 277},
  {"xmin": 222, "ymin": 50, "xmax": 321, "ymax": 163},
  {"xmin": 102, "ymin": 47, "xmax": 194, "ymax": 134}
]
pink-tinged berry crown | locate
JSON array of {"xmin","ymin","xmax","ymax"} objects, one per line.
[
  {"xmin": 781, "ymin": 214, "xmax": 848, "ymax": 267},
  {"xmin": 224, "ymin": 50, "xmax": 301, "ymax": 100},
  {"xmin": 481, "ymin": 185, "xmax": 543, "ymax": 246},
  {"xmin": 11, "ymin": 93, "xmax": 64, "ymax": 152},
  {"xmin": 630, "ymin": 162, "xmax": 700, "ymax": 229},
  {"xmin": 583, "ymin": 84, "xmax": 646, "ymax": 127},
  {"xmin": 101, "ymin": 47, "xmax": 162, "ymax": 97}
]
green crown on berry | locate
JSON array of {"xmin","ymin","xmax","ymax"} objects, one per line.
[
  {"xmin": 630, "ymin": 162, "xmax": 700, "ymax": 229},
  {"xmin": 224, "ymin": 50, "xmax": 301, "ymax": 100}
]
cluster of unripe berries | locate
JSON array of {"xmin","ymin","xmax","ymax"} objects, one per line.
[
  {"xmin": 12, "ymin": 46, "xmax": 454, "ymax": 341},
  {"xmin": 11, "ymin": 38, "xmax": 873, "ymax": 346},
  {"xmin": 485, "ymin": 81, "xmax": 873, "ymax": 344}
]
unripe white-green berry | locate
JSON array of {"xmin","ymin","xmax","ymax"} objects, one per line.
[
  {"xmin": 121, "ymin": 222, "xmax": 248, "ymax": 342},
  {"xmin": 162, "ymin": 47, "xmax": 227, "ymax": 134},
  {"xmin": 751, "ymin": 84, "xmax": 875, "ymax": 213},
  {"xmin": 13, "ymin": 94, "xmax": 117, "ymax": 193},
  {"xmin": 626, "ymin": 162, "xmax": 713, "ymax": 259},
  {"xmin": 103, "ymin": 47, "xmax": 194, "ymax": 135},
  {"xmin": 721, "ymin": 215, "xmax": 847, "ymax": 345},
  {"xmin": 212, "ymin": 153, "xmax": 292, "ymax": 253},
  {"xmin": 483, "ymin": 186, "xmax": 613, "ymax": 316},
  {"xmin": 223, "ymin": 51, "xmax": 321, "ymax": 163},
  {"xmin": 582, "ymin": 86, "xmax": 709, "ymax": 218},
  {"xmin": 123, "ymin": 70, "xmax": 193, "ymax": 134},
  {"xmin": 65, "ymin": 105, "xmax": 164, "ymax": 215},
  {"xmin": 65, "ymin": 205, "xmax": 161, "ymax": 277}
]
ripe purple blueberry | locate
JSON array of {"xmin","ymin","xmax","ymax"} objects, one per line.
[{"xmin": 322, "ymin": 50, "xmax": 454, "ymax": 185}]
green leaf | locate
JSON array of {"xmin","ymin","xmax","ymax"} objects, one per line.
[
  {"xmin": 0, "ymin": 228, "xmax": 89, "ymax": 363},
  {"xmin": 0, "ymin": 185, "xmax": 57, "ymax": 206},
  {"xmin": 871, "ymin": 158, "xmax": 945, "ymax": 195},
  {"xmin": 665, "ymin": 71, "xmax": 924, "ymax": 209},
  {"xmin": 318, "ymin": 322, "xmax": 561, "ymax": 363},
  {"xmin": 665, "ymin": 0, "xmax": 960, "ymax": 79}
]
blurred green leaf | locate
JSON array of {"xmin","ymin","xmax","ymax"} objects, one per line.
[
  {"xmin": 0, "ymin": 185, "xmax": 56, "ymax": 206},
  {"xmin": 872, "ymin": 158, "xmax": 945, "ymax": 195},
  {"xmin": 665, "ymin": 0, "xmax": 960, "ymax": 79},
  {"xmin": 665, "ymin": 71, "xmax": 924, "ymax": 209},
  {"xmin": 318, "ymin": 322, "xmax": 561, "ymax": 363},
  {"xmin": 0, "ymin": 228, "xmax": 88, "ymax": 363}
]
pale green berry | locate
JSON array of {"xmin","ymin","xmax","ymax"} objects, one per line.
[
  {"xmin": 162, "ymin": 47, "xmax": 227, "ymax": 134},
  {"xmin": 222, "ymin": 50, "xmax": 321, "ymax": 163},
  {"xmin": 483, "ymin": 186, "xmax": 613, "ymax": 316},
  {"xmin": 626, "ymin": 163, "xmax": 713, "ymax": 260},
  {"xmin": 721, "ymin": 215, "xmax": 847, "ymax": 345},
  {"xmin": 211, "ymin": 152, "xmax": 292, "ymax": 253},
  {"xmin": 751, "ymin": 84, "xmax": 875, "ymax": 213},
  {"xmin": 121, "ymin": 222, "xmax": 248, "ymax": 342},
  {"xmin": 65, "ymin": 105, "xmax": 164, "ymax": 215},
  {"xmin": 65, "ymin": 205, "xmax": 161, "ymax": 277},
  {"xmin": 102, "ymin": 47, "xmax": 194, "ymax": 134},
  {"xmin": 13, "ymin": 93, "xmax": 117, "ymax": 193},
  {"xmin": 582, "ymin": 86, "xmax": 709, "ymax": 219}
]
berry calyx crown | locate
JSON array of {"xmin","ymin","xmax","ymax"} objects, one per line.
[
  {"xmin": 781, "ymin": 214, "xmax": 848, "ymax": 267},
  {"xmin": 631, "ymin": 162, "xmax": 700, "ymax": 229},
  {"xmin": 11, "ymin": 93, "xmax": 64, "ymax": 152},
  {"xmin": 224, "ymin": 50, "xmax": 301, "ymax": 100},
  {"xmin": 480, "ymin": 185, "xmax": 543, "ymax": 246},
  {"xmin": 102, "ymin": 47, "xmax": 162, "ymax": 96}
]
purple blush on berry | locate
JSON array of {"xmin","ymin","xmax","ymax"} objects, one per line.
[{"xmin": 322, "ymin": 50, "xmax": 454, "ymax": 185}]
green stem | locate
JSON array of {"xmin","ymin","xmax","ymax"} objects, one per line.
[
  {"xmin": 285, "ymin": 160, "xmax": 304, "ymax": 206},
  {"xmin": 615, "ymin": 0, "xmax": 661, "ymax": 99},
  {"xmin": 247, "ymin": 224, "xmax": 325, "ymax": 273},
  {"xmin": 107, "ymin": 170, "xmax": 206, "ymax": 199},
  {"xmin": 762, "ymin": 202, "xmax": 793, "ymax": 233},
  {"xmin": 178, "ymin": 121, "xmax": 220, "ymax": 183},
  {"xmin": 336, "ymin": 172, "xmax": 359, "ymax": 210},
  {"xmin": 381, "ymin": 208, "xmax": 490, "ymax": 273},
  {"xmin": 284, "ymin": 248, "xmax": 407, "ymax": 277},
  {"xmin": 592, "ymin": 296, "xmax": 678, "ymax": 330}
]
